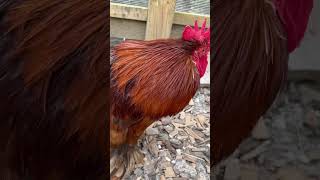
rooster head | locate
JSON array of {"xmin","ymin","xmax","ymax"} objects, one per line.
[{"xmin": 182, "ymin": 19, "xmax": 210, "ymax": 78}]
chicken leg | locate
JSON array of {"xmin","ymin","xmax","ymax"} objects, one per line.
[{"xmin": 110, "ymin": 117, "xmax": 155, "ymax": 179}]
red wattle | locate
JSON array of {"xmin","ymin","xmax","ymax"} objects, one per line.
[
  {"xmin": 197, "ymin": 58, "xmax": 208, "ymax": 78},
  {"xmin": 274, "ymin": 0, "xmax": 313, "ymax": 53}
]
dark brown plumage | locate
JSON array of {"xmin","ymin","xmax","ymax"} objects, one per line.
[
  {"xmin": 212, "ymin": 0, "xmax": 289, "ymax": 165},
  {"xmin": 0, "ymin": 0, "xmax": 108, "ymax": 179}
]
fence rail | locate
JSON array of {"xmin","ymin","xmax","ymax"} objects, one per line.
[{"xmin": 110, "ymin": 1, "xmax": 210, "ymax": 40}]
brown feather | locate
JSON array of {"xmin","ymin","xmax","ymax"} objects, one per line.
[
  {"xmin": 0, "ymin": 0, "xmax": 108, "ymax": 179},
  {"xmin": 212, "ymin": 0, "xmax": 288, "ymax": 165},
  {"xmin": 110, "ymin": 39, "xmax": 200, "ymax": 145}
]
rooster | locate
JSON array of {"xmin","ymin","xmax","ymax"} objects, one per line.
[
  {"xmin": 0, "ymin": 0, "xmax": 108, "ymax": 179},
  {"xmin": 110, "ymin": 20, "xmax": 210, "ymax": 179},
  {"xmin": 212, "ymin": 0, "xmax": 313, "ymax": 165}
]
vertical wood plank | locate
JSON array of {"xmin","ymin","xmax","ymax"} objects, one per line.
[{"xmin": 145, "ymin": 0, "xmax": 176, "ymax": 40}]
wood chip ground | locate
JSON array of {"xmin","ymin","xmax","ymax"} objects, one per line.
[{"xmin": 128, "ymin": 88, "xmax": 210, "ymax": 180}]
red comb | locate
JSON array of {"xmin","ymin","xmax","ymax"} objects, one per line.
[
  {"xmin": 194, "ymin": 20, "xmax": 199, "ymax": 31},
  {"xmin": 182, "ymin": 19, "xmax": 210, "ymax": 43}
]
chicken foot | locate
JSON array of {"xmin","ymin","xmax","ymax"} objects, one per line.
[
  {"xmin": 110, "ymin": 144, "xmax": 144, "ymax": 179},
  {"xmin": 110, "ymin": 117, "xmax": 155, "ymax": 179}
]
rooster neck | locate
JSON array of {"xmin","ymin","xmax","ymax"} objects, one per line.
[{"xmin": 183, "ymin": 40, "xmax": 209, "ymax": 78}]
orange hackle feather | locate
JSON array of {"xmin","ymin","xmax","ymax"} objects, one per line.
[
  {"xmin": 112, "ymin": 40, "xmax": 199, "ymax": 118},
  {"xmin": 110, "ymin": 39, "xmax": 201, "ymax": 148}
]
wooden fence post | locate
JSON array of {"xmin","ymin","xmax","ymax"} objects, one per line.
[{"xmin": 145, "ymin": 0, "xmax": 176, "ymax": 40}]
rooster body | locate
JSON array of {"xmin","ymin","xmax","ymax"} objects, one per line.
[
  {"xmin": 0, "ymin": 0, "xmax": 108, "ymax": 179},
  {"xmin": 110, "ymin": 21, "xmax": 210, "ymax": 178},
  {"xmin": 212, "ymin": 0, "xmax": 313, "ymax": 165}
]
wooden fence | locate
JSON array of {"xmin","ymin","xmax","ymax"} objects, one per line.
[{"xmin": 110, "ymin": 0, "xmax": 210, "ymax": 40}]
